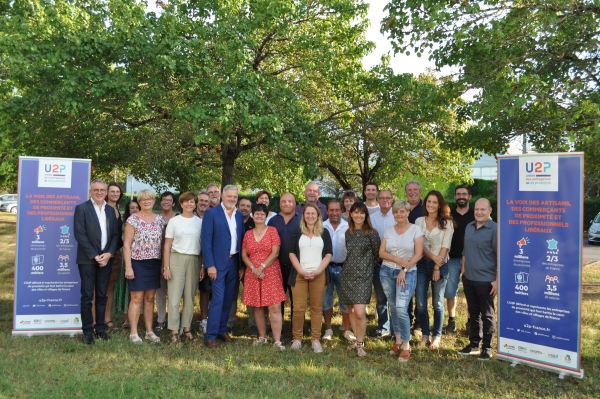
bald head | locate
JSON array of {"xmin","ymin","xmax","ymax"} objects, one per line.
[
  {"xmin": 279, "ymin": 193, "xmax": 296, "ymax": 216},
  {"xmin": 474, "ymin": 198, "xmax": 492, "ymax": 226}
]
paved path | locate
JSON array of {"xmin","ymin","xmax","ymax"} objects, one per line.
[{"xmin": 583, "ymin": 240, "xmax": 600, "ymax": 266}]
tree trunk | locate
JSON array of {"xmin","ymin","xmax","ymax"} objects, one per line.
[{"xmin": 220, "ymin": 143, "xmax": 237, "ymax": 187}]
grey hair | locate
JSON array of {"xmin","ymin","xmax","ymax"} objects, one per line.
[
  {"xmin": 405, "ymin": 180, "xmax": 422, "ymax": 192},
  {"xmin": 90, "ymin": 179, "xmax": 107, "ymax": 190},
  {"xmin": 392, "ymin": 200, "xmax": 411, "ymax": 213},
  {"xmin": 137, "ymin": 188, "xmax": 156, "ymax": 201},
  {"xmin": 206, "ymin": 183, "xmax": 220, "ymax": 191},
  {"xmin": 222, "ymin": 184, "xmax": 238, "ymax": 194}
]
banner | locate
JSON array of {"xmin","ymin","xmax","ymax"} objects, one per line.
[
  {"xmin": 12, "ymin": 157, "xmax": 91, "ymax": 336},
  {"xmin": 496, "ymin": 153, "xmax": 584, "ymax": 379}
]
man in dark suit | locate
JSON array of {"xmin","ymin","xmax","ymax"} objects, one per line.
[
  {"xmin": 74, "ymin": 179, "xmax": 119, "ymax": 344},
  {"xmin": 201, "ymin": 184, "xmax": 244, "ymax": 348}
]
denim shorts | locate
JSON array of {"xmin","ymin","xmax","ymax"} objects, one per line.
[{"xmin": 323, "ymin": 265, "xmax": 348, "ymax": 313}]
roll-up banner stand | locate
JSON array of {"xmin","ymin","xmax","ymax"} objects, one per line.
[
  {"xmin": 12, "ymin": 156, "xmax": 91, "ymax": 336},
  {"xmin": 496, "ymin": 153, "xmax": 584, "ymax": 379}
]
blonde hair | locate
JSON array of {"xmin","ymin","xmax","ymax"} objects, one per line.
[
  {"xmin": 300, "ymin": 202, "xmax": 324, "ymax": 237},
  {"xmin": 137, "ymin": 189, "xmax": 156, "ymax": 202}
]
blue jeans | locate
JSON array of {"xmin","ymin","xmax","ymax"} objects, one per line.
[
  {"xmin": 380, "ymin": 266, "xmax": 416, "ymax": 342},
  {"xmin": 444, "ymin": 258, "xmax": 462, "ymax": 299},
  {"xmin": 323, "ymin": 265, "xmax": 348, "ymax": 313},
  {"xmin": 416, "ymin": 259, "xmax": 448, "ymax": 338},
  {"xmin": 373, "ymin": 265, "xmax": 390, "ymax": 333}
]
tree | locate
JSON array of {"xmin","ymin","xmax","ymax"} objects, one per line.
[
  {"xmin": 317, "ymin": 64, "xmax": 476, "ymax": 196},
  {"xmin": 0, "ymin": 0, "xmax": 375, "ymax": 191},
  {"xmin": 383, "ymin": 0, "xmax": 600, "ymax": 170}
]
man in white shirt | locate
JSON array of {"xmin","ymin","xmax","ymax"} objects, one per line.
[
  {"xmin": 321, "ymin": 200, "xmax": 355, "ymax": 341},
  {"xmin": 74, "ymin": 179, "xmax": 119, "ymax": 344},
  {"xmin": 364, "ymin": 181, "xmax": 380, "ymax": 215},
  {"xmin": 369, "ymin": 190, "xmax": 395, "ymax": 338}
]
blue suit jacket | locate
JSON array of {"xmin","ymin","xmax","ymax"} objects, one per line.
[{"xmin": 201, "ymin": 205, "xmax": 244, "ymax": 270}]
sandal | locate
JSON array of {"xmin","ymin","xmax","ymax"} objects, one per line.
[
  {"xmin": 389, "ymin": 342, "xmax": 402, "ymax": 355},
  {"xmin": 346, "ymin": 342, "xmax": 357, "ymax": 351},
  {"xmin": 398, "ymin": 347, "xmax": 412, "ymax": 362},
  {"xmin": 122, "ymin": 322, "xmax": 130, "ymax": 330},
  {"xmin": 129, "ymin": 334, "xmax": 143, "ymax": 344},
  {"xmin": 417, "ymin": 336, "xmax": 430, "ymax": 348},
  {"xmin": 106, "ymin": 320, "xmax": 119, "ymax": 332},
  {"xmin": 430, "ymin": 337, "xmax": 441, "ymax": 350},
  {"xmin": 155, "ymin": 322, "xmax": 165, "ymax": 332},
  {"xmin": 253, "ymin": 336, "xmax": 268, "ymax": 346},
  {"xmin": 145, "ymin": 331, "xmax": 161, "ymax": 343},
  {"xmin": 183, "ymin": 329, "xmax": 198, "ymax": 342},
  {"xmin": 273, "ymin": 341, "xmax": 286, "ymax": 351},
  {"xmin": 356, "ymin": 341, "xmax": 366, "ymax": 357},
  {"xmin": 170, "ymin": 331, "xmax": 181, "ymax": 343}
]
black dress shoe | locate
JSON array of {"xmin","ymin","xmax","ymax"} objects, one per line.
[
  {"xmin": 95, "ymin": 331, "xmax": 111, "ymax": 340},
  {"xmin": 204, "ymin": 339, "xmax": 218, "ymax": 349},
  {"xmin": 217, "ymin": 333, "xmax": 235, "ymax": 343},
  {"xmin": 83, "ymin": 334, "xmax": 95, "ymax": 345}
]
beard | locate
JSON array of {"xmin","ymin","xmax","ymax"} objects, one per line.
[{"xmin": 456, "ymin": 199, "xmax": 468, "ymax": 209}]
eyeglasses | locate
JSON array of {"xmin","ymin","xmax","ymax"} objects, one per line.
[
  {"xmin": 91, "ymin": 189, "xmax": 106, "ymax": 193},
  {"xmin": 379, "ymin": 197, "xmax": 393, "ymax": 201}
]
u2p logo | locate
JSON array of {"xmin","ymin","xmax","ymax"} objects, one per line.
[
  {"xmin": 524, "ymin": 161, "xmax": 551, "ymax": 173},
  {"xmin": 44, "ymin": 163, "xmax": 67, "ymax": 174}
]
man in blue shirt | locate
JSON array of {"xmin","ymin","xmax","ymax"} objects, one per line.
[
  {"xmin": 268, "ymin": 193, "xmax": 301, "ymax": 318},
  {"xmin": 458, "ymin": 198, "xmax": 497, "ymax": 361}
]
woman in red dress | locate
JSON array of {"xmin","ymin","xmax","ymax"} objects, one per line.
[{"xmin": 242, "ymin": 203, "xmax": 287, "ymax": 350}]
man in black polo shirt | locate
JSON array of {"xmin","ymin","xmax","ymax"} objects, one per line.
[{"xmin": 444, "ymin": 185, "xmax": 475, "ymax": 333}]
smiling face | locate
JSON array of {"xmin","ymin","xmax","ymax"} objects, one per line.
[
  {"xmin": 181, "ymin": 198, "xmax": 196, "ymax": 213},
  {"xmin": 197, "ymin": 193, "xmax": 209, "ymax": 213},
  {"xmin": 160, "ymin": 195, "xmax": 174, "ymax": 212},
  {"xmin": 237, "ymin": 199, "xmax": 252, "ymax": 218},
  {"xmin": 279, "ymin": 193, "xmax": 296, "ymax": 216},
  {"xmin": 128, "ymin": 202, "xmax": 140, "ymax": 214},
  {"xmin": 474, "ymin": 198, "xmax": 492, "ymax": 225},
  {"xmin": 350, "ymin": 209, "xmax": 366, "ymax": 228},
  {"xmin": 257, "ymin": 193, "xmax": 270, "ymax": 206},
  {"xmin": 253, "ymin": 210, "xmax": 267, "ymax": 225},
  {"xmin": 425, "ymin": 194, "xmax": 440, "ymax": 215},
  {"xmin": 207, "ymin": 185, "xmax": 220, "ymax": 205},
  {"xmin": 405, "ymin": 183, "xmax": 421, "ymax": 205},
  {"xmin": 365, "ymin": 184, "xmax": 378, "ymax": 202},
  {"xmin": 304, "ymin": 183, "xmax": 320, "ymax": 202},
  {"xmin": 222, "ymin": 189, "xmax": 238, "ymax": 210},
  {"xmin": 455, "ymin": 187, "xmax": 471, "ymax": 208},
  {"xmin": 303, "ymin": 205, "xmax": 319, "ymax": 226},
  {"xmin": 138, "ymin": 196, "xmax": 155, "ymax": 212},
  {"xmin": 343, "ymin": 197, "xmax": 355, "ymax": 212},
  {"xmin": 107, "ymin": 185, "xmax": 121, "ymax": 204},
  {"xmin": 378, "ymin": 190, "xmax": 393, "ymax": 213},
  {"xmin": 327, "ymin": 201, "xmax": 342, "ymax": 224},
  {"xmin": 393, "ymin": 207, "xmax": 410, "ymax": 224},
  {"xmin": 89, "ymin": 181, "xmax": 107, "ymax": 205}
]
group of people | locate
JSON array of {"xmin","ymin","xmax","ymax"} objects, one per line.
[{"xmin": 73, "ymin": 179, "xmax": 498, "ymax": 361}]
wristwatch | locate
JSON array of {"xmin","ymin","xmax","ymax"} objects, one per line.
[
  {"xmin": 261, "ymin": 263, "xmax": 267, "ymax": 269},
  {"xmin": 401, "ymin": 267, "xmax": 407, "ymax": 272}
]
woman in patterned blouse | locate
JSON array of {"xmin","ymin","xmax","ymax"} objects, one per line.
[{"xmin": 123, "ymin": 189, "xmax": 166, "ymax": 344}]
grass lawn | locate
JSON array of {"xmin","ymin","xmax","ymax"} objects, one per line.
[{"xmin": 0, "ymin": 213, "xmax": 598, "ymax": 398}]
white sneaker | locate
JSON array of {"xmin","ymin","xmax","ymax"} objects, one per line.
[
  {"xmin": 312, "ymin": 339, "xmax": 323, "ymax": 353},
  {"xmin": 343, "ymin": 330, "xmax": 357, "ymax": 342},
  {"xmin": 200, "ymin": 319, "xmax": 207, "ymax": 334},
  {"xmin": 322, "ymin": 329, "xmax": 334, "ymax": 340},
  {"xmin": 291, "ymin": 339, "xmax": 302, "ymax": 350}
]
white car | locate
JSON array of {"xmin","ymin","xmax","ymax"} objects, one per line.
[
  {"xmin": 588, "ymin": 212, "xmax": 600, "ymax": 245},
  {"xmin": 0, "ymin": 200, "xmax": 17, "ymax": 214}
]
